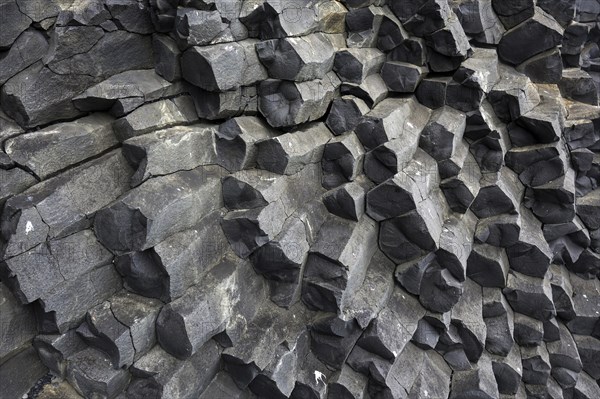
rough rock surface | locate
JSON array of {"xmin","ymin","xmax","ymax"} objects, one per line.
[{"xmin": 0, "ymin": 1, "xmax": 599, "ymax": 399}]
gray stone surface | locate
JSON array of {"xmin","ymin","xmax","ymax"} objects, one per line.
[
  {"xmin": 258, "ymin": 73, "xmax": 340, "ymax": 128},
  {"xmin": 94, "ymin": 165, "xmax": 224, "ymax": 253},
  {"xmin": 216, "ymin": 116, "xmax": 277, "ymax": 172},
  {"xmin": 355, "ymin": 96, "xmax": 431, "ymax": 150},
  {"xmin": 156, "ymin": 255, "xmax": 265, "ymax": 359},
  {"xmin": 1, "ymin": 150, "xmax": 133, "ymax": 258},
  {"xmin": 302, "ymin": 214, "xmax": 378, "ymax": 313},
  {"xmin": 256, "ymin": 122, "xmax": 332, "ymax": 175},
  {"xmin": 257, "ymin": 33, "xmax": 336, "ymax": 81},
  {"xmin": 182, "ymin": 40, "xmax": 267, "ymax": 91},
  {"xmin": 0, "ymin": 2, "xmax": 598, "ymax": 397},
  {"xmin": 123, "ymin": 124, "xmax": 218, "ymax": 186},
  {"xmin": 5, "ymin": 113, "xmax": 118, "ymax": 179}
]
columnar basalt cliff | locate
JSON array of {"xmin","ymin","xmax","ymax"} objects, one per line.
[{"xmin": 0, "ymin": 0, "xmax": 599, "ymax": 398}]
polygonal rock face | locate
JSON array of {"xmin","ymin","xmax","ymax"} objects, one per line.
[
  {"xmin": 257, "ymin": 72, "xmax": 340, "ymax": 128},
  {"xmin": 182, "ymin": 40, "xmax": 267, "ymax": 91},
  {"xmin": 256, "ymin": 33, "xmax": 336, "ymax": 81},
  {"xmin": 498, "ymin": 8, "xmax": 564, "ymax": 65},
  {"xmin": 1, "ymin": 1, "xmax": 599, "ymax": 398}
]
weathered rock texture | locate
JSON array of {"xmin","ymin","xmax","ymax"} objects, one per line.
[{"xmin": 0, "ymin": 1, "xmax": 599, "ymax": 398}]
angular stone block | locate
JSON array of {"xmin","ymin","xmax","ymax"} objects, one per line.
[
  {"xmin": 33, "ymin": 330, "xmax": 86, "ymax": 379},
  {"xmin": 363, "ymin": 133, "xmax": 421, "ymax": 184},
  {"xmin": 325, "ymin": 95, "xmax": 370, "ymax": 136},
  {"xmin": 1, "ymin": 229, "xmax": 112, "ymax": 305},
  {"xmin": 514, "ymin": 312, "xmax": 544, "ymax": 346},
  {"xmin": 113, "ymin": 96, "xmax": 199, "ymax": 141},
  {"xmin": 492, "ymin": 0, "xmax": 535, "ymax": 29},
  {"xmin": 436, "ymin": 210, "xmax": 477, "ymax": 282},
  {"xmin": 355, "ymin": 96, "xmax": 431, "ymax": 150},
  {"xmin": 5, "ymin": 114, "xmax": 117, "ymax": 180},
  {"xmin": 182, "ymin": 39, "xmax": 267, "ymax": 91},
  {"xmin": 1, "ymin": 150, "xmax": 133, "ymax": 258},
  {"xmin": 128, "ymin": 341, "xmax": 221, "ymax": 398},
  {"xmin": 521, "ymin": 343, "xmax": 552, "ymax": 385},
  {"xmin": 377, "ymin": 11, "xmax": 409, "ymax": 51},
  {"xmin": 1, "ymin": 62, "xmax": 94, "ymax": 128},
  {"xmin": 516, "ymin": 48, "xmax": 563, "ymax": 83},
  {"xmin": 558, "ymin": 68, "xmax": 599, "ymax": 105},
  {"xmin": 174, "ymin": 8, "xmax": 228, "ymax": 47},
  {"xmin": 380, "ymin": 61, "xmax": 427, "ymax": 93},
  {"xmin": 359, "ymin": 287, "xmax": 426, "ymax": 364},
  {"xmin": 201, "ymin": 372, "xmax": 251, "ymax": 399},
  {"xmin": 427, "ymin": 17, "xmax": 471, "ymax": 58},
  {"xmin": 379, "ymin": 189, "xmax": 449, "ymax": 264},
  {"xmin": 453, "ymin": 0, "xmax": 505, "ymax": 44},
  {"xmin": 123, "ymin": 124, "xmax": 218, "ymax": 186},
  {"xmin": 189, "ymin": 85, "xmax": 258, "ymax": 121},
  {"xmin": 0, "ymin": 30, "xmax": 48, "ymax": 86},
  {"xmin": 78, "ymin": 301, "xmax": 136, "ymax": 369},
  {"xmin": 506, "ymin": 206, "xmax": 553, "ymax": 278},
  {"xmin": 345, "ymin": 6, "xmax": 385, "ymax": 47},
  {"xmin": 498, "ymin": 7, "xmax": 564, "ymax": 65},
  {"xmin": 258, "ymin": 73, "xmax": 340, "ymax": 128},
  {"xmin": 257, "ymin": 122, "xmax": 332, "ymax": 175},
  {"xmin": 416, "ymin": 76, "xmax": 452, "ymax": 109},
  {"xmin": 488, "ymin": 65, "xmax": 540, "ymax": 122},
  {"xmin": 0, "ymin": 167, "xmax": 37, "ymax": 207},
  {"xmin": 116, "ymin": 209, "xmax": 226, "ymax": 302},
  {"xmin": 366, "ymin": 149, "xmax": 439, "ymax": 221},
  {"xmin": 402, "ymin": 0, "xmax": 452, "ymax": 36},
  {"xmin": 156, "ymin": 255, "xmax": 265, "ymax": 359},
  {"xmin": 388, "ymin": 35, "xmax": 428, "ymax": 65},
  {"xmin": 524, "ymin": 168, "xmax": 576, "ymax": 224},
  {"xmin": 72, "ymin": 70, "xmax": 182, "ymax": 115},
  {"xmin": 491, "ymin": 345, "xmax": 522, "ymax": 395},
  {"xmin": 333, "ymin": 48, "xmax": 385, "ymax": 84},
  {"xmin": 310, "ymin": 315, "xmax": 363, "ymax": 370},
  {"xmin": 565, "ymin": 274, "xmax": 600, "ymax": 336},
  {"xmin": 152, "ymin": 34, "xmax": 182, "ymax": 82},
  {"xmin": 250, "ymin": 202, "xmax": 328, "ymax": 307},
  {"xmin": 222, "ymin": 166, "xmax": 323, "ymax": 258},
  {"xmin": 240, "ymin": 0, "xmax": 334, "ymax": 39},
  {"xmin": 216, "ymin": 116, "xmax": 277, "ymax": 172},
  {"xmin": 474, "ymin": 213, "xmax": 521, "ymax": 247},
  {"xmin": 467, "ymin": 244, "xmax": 510, "ymax": 288},
  {"xmin": 440, "ymin": 152, "xmax": 481, "ymax": 214},
  {"xmin": 505, "ymin": 141, "xmax": 568, "ymax": 187},
  {"xmin": 257, "ymin": 33, "xmax": 335, "ymax": 81},
  {"xmin": 344, "ymin": 249, "xmax": 395, "ymax": 329},
  {"xmin": 485, "ymin": 307, "xmax": 515, "ymax": 356},
  {"xmin": 419, "ymin": 106, "xmax": 467, "ymax": 176},
  {"xmin": 340, "ymin": 73, "xmax": 388, "ymax": 108},
  {"xmin": 450, "ymin": 279, "xmax": 486, "ymax": 362},
  {"xmin": 321, "ymin": 132, "xmax": 364, "ymax": 189},
  {"xmin": 328, "ymin": 364, "xmax": 368, "ymax": 399},
  {"xmin": 450, "ymin": 354, "xmax": 499, "ymax": 399},
  {"xmin": 454, "ymin": 47, "xmax": 500, "ymax": 93},
  {"xmin": 37, "ymin": 264, "xmax": 122, "ymax": 333},
  {"xmin": 503, "ymin": 271, "xmax": 556, "ymax": 321},
  {"xmin": 574, "ymin": 335, "xmax": 600, "ymax": 380},
  {"xmin": 95, "ymin": 165, "xmax": 223, "ymax": 253},
  {"xmin": 302, "ymin": 214, "xmax": 378, "ymax": 313}
]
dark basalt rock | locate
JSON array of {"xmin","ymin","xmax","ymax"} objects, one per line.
[{"xmin": 0, "ymin": 1, "xmax": 598, "ymax": 397}]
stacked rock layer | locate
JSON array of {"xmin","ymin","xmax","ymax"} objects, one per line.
[{"xmin": 0, "ymin": 0, "xmax": 599, "ymax": 398}]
